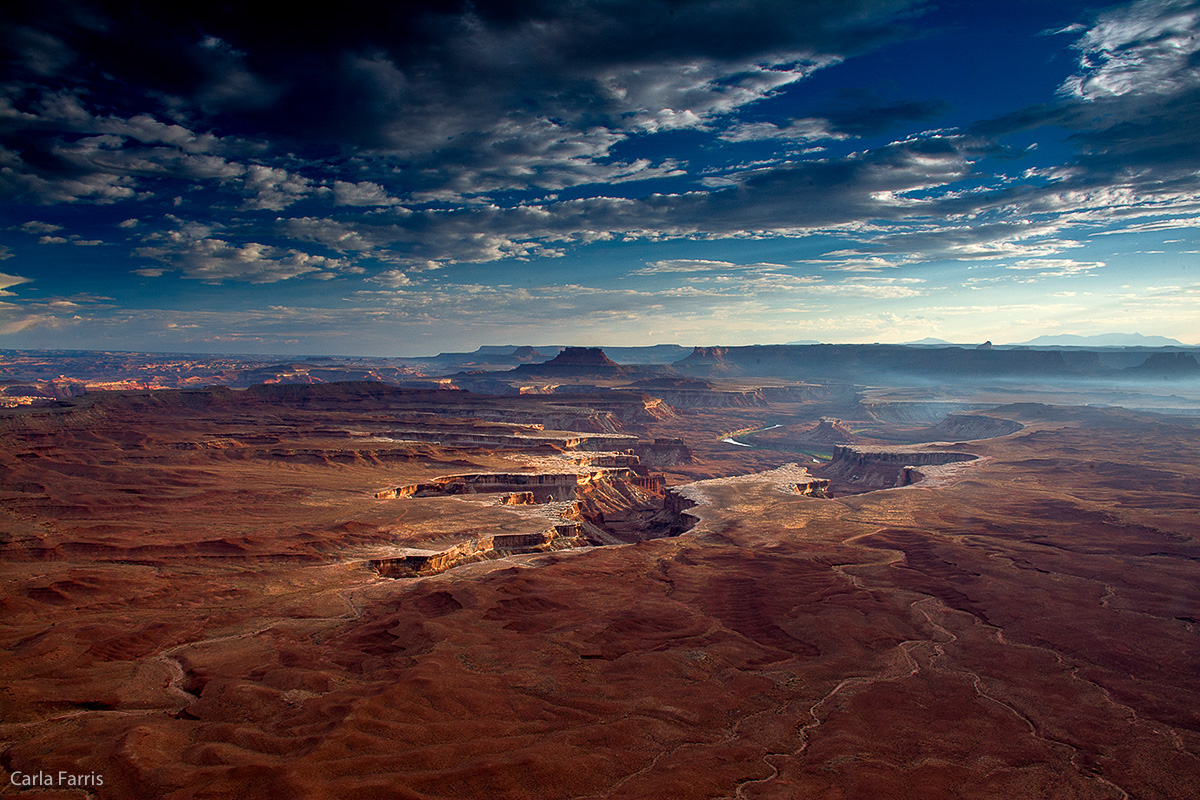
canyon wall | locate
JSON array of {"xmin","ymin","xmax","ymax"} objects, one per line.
[{"xmin": 819, "ymin": 446, "xmax": 978, "ymax": 489}]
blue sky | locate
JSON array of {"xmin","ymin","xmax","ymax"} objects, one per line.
[{"xmin": 2, "ymin": 0, "xmax": 1199, "ymax": 355}]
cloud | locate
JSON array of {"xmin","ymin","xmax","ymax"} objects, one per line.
[
  {"xmin": 720, "ymin": 118, "xmax": 848, "ymax": 144},
  {"xmin": 18, "ymin": 220, "xmax": 62, "ymax": 234},
  {"xmin": 1006, "ymin": 258, "xmax": 1105, "ymax": 276},
  {"xmin": 135, "ymin": 227, "xmax": 352, "ymax": 283},
  {"xmin": 0, "ymin": 156, "xmax": 138, "ymax": 203},
  {"xmin": 1091, "ymin": 216, "xmax": 1200, "ymax": 234},
  {"xmin": 0, "ymin": 271, "xmax": 31, "ymax": 296},
  {"xmin": 804, "ymin": 256, "xmax": 904, "ymax": 273},
  {"xmin": 368, "ymin": 269, "xmax": 412, "ymax": 288},
  {"xmin": 331, "ymin": 180, "xmax": 405, "ymax": 207},
  {"xmin": 272, "ymin": 133, "xmax": 988, "ymax": 268},
  {"xmin": 688, "ymin": 272, "xmax": 924, "ymax": 299},
  {"xmin": 1060, "ymin": 0, "xmax": 1200, "ymax": 101},
  {"xmin": 2, "ymin": 0, "xmax": 924, "ymax": 210},
  {"xmin": 634, "ymin": 259, "xmax": 787, "ymax": 275},
  {"xmin": 242, "ymin": 164, "xmax": 315, "ymax": 210},
  {"xmin": 7, "ymin": 0, "xmax": 1200, "ymax": 351}
]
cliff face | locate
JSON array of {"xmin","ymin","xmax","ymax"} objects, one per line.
[
  {"xmin": 370, "ymin": 465, "xmax": 697, "ymax": 577},
  {"xmin": 368, "ymin": 523, "xmax": 587, "ymax": 578},
  {"xmin": 818, "ymin": 446, "xmax": 978, "ymax": 490},
  {"xmin": 1127, "ymin": 352, "xmax": 1200, "ymax": 377},
  {"xmin": 375, "ymin": 469, "xmax": 643, "ymax": 502},
  {"xmin": 794, "ymin": 477, "xmax": 832, "ymax": 497},
  {"xmin": 673, "ymin": 344, "xmax": 1105, "ymax": 381},
  {"xmin": 646, "ymin": 389, "xmax": 768, "ymax": 408}
]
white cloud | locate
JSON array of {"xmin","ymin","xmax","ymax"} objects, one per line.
[
  {"xmin": 721, "ymin": 117, "xmax": 848, "ymax": 143},
  {"xmin": 243, "ymin": 164, "xmax": 315, "ymax": 210},
  {"xmin": 634, "ymin": 259, "xmax": 787, "ymax": 275},
  {"xmin": 801, "ymin": 256, "xmax": 904, "ymax": 272},
  {"xmin": 1062, "ymin": 0, "xmax": 1200, "ymax": 100},
  {"xmin": 135, "ymin": 228, "xmax": 353, "ymax": 283},
  {"xmin": 331, "ymin": 180, "xmax": 405, "ymax": 207},
  {"xmin": 1006, "ymin": 258, "xmax": 1105, "ymax": 276},
  {"xmin": 368, "ymin": 269, "xmax": 412, "ymax": 287},
  {"xmin": 18, "ymin": 221, "xmax": 63, "ymax": 234},
  {"xmin": 0, "ymin": 271, "xmax": 31, "ymax": 297},
  {"xmin": 603, "ymin": 57, "xmax": 834, "ymax": 133}
]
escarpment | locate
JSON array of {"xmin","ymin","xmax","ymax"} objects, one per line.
[
  {"xmin": 643, "ymin": 389, "xmax": 768, "ymax": 408},
  {"xmin": 368, "ymin": 522, "xmax": 588, "ymax": 578},
  {"xmin": 370, "ymin": 458, "xmax": 698, "ymax": 577},
  {"xmin": 374, "ymin": 468, "xmax": 660, "ymax": 502},
  {"xmin": 817, "ymin": 445, "xmax": 979, "ymax": 490}
]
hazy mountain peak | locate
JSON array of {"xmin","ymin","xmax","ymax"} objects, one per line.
[{"xmin": 1015, "ymin": 333, "xmax": 1186, "ymax": 347}]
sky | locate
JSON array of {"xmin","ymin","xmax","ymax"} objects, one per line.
[{"xmin": 2, "ymin": 0, "xmax": 1199, "ymax": 356}]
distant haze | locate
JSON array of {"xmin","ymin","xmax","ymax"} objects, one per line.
[{"xmin": 1012, "ymin": 333, "xmax": 1188, "ymax": 347}]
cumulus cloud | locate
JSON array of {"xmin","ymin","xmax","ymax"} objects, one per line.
[
  {"xmin": 242, "ymin": 164, "xmax": 315, "ymax": 210},
  {"xmin": 368, "ymin": 269, "xmax": 412, "ymax": 288},
  {"xmin": 331, "ymin": 180, "xmax": 405, "ymax": 207},
  {"xmin": 135, "ymin": 227, "xmax": 352, "ymax": 283},
  {"xmin": 18, "ymin": 220, "xmax": 62, "ymax": 234}
]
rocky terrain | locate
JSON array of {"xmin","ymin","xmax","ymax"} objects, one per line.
[{"xmin": 2, "ymin": 358, "xmax": 1199, "ymax": 799}]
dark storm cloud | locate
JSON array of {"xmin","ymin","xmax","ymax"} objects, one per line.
[
  {"xmin": 2, "ymin": 0, "xmax": 924, "ymax": 150},
  {"xmin": 1, "ymin": 0, "xmax": 930, "ymax": 217}
]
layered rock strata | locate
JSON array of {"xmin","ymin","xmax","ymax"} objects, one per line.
[
  {"xmin": 374, "ymin": 468, "xmax": 660, "ymax": 502},
  {"xmin": 819, "ymin": 445, "xmax": 978, "ymax": 489},
  {"xmin": 368, "ymin": 522, "xmax": 587, "ymax": 577}
]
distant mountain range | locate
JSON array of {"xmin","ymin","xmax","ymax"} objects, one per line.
[{"xmin": 1012, "ymin": 333, "xmax": 1187, "ymax": 347}]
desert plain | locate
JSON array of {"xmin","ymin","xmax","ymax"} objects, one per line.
[{"xmin": 2, "ymin": 346, "xmax": 1200, "ymax": 799}]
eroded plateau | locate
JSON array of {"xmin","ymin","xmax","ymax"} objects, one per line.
[{"xmin": 2, "ymin": 346, "xmax": 1200, "ymax": 799}]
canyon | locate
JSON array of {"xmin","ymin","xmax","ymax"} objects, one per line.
[{"xmin": 1, "ymin": 347, "xmax": 1199, "ymax": 799}]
